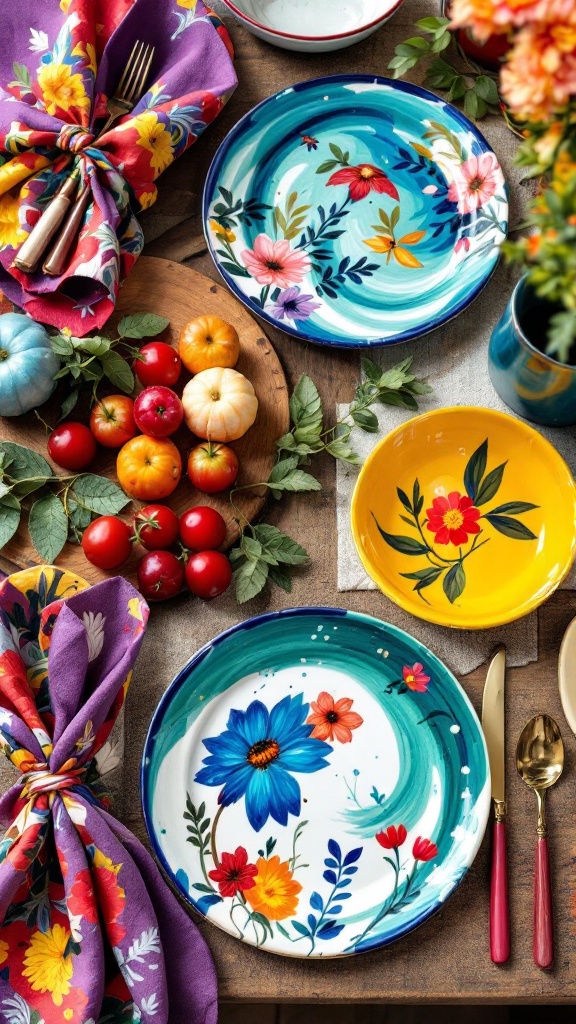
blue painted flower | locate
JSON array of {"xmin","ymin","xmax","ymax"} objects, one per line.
[{"xmin": 195, "ymin": 694, "xmax": 332, "ymax": 832}]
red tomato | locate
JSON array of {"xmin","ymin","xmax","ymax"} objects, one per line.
[
  {"xmin": 137, "ymin": 550, "xmax": 184, "ymax": 602},
  {"xmin": 134, "ymin": 386, "xmax": 184, "ymax": 438},
  {"xmin": 179, "ymin": 506, "xmax": 227, "ymax": 551},
  {"xmin": 47, "ymin": 422, "xmax": 97, "ymax": 471},
  {"xmin": 185, "ymin": 550, "xmax": 232, "ymax": 599},
  {"xmin": 134, "ymin": 342, "xmax": 181, "ymax": 387},
  {"xmin": 81, "ymin": 516, "xmax": 132, "ymax": 570},
  {"xmin": 90, "ymin": 395, "xmax": 137, "ymax": 449},
  {"xmin": 134, "ymin": 504, "xmax": 180, "ymax": 550},
  {"xmin": 187, "ymin": 442, "xmax": 238, "ymax": 494}
]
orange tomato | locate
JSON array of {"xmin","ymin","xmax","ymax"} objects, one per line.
[
  {"xmin": 116, "ymin": 435, "xmax": 182, "ymax": 501},
  {"xmin": 178, "ymin": 315, "xmax": 240, "ymax": 375}
]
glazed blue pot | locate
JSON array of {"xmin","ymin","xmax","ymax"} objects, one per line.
[{"xmin": 489, "ymin": 276, "xmax": 576, "ymax": 427}]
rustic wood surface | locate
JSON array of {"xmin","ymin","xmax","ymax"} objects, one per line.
[
  {"xmin": 0, "ymin": 257, "xmax": 289, "ymax": 585},
  {"xmin": 127, "ymin": 0, "xmax": 576, "ymax": 1006}
]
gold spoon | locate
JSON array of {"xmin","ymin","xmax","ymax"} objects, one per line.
[{"xmin": 516, "ymin": 713, "xmax": 564, "ymax": 969}]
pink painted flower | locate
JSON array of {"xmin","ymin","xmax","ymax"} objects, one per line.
[
  {"xmin": 241, "ymin": 234, "xmax": 310, "ymax": 288},
  {"xmin": 402, "ymin": 663, "xmax": 431, "ymax": 693},
  {"xmin": 447, "ymin": 152, "xmax": 501, "ymax": 215},
  {"xmin": 455, "ymin": 236, "xmax": 471, "ymax": 254}
]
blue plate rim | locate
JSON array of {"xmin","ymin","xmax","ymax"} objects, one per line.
[
  {"xmin": 141, "ymin": 605, "xmax": 491, "ymax": 956},
  {"xmin": 202, "ymin": 73, "xmax": 509, "ymax": 350}
]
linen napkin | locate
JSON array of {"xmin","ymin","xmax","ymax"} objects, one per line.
[
  {"xmin": 0, "ymin": 565, "xmax": 217, "ymax": 1024},
  {"xmin": 0, "ymin": 0, "xmax": 237, "ymax": 335}
]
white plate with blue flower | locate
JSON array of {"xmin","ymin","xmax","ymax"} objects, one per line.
[{"xmin": 142, "ymin": 608, "xmax": 490, "ymax": 956}]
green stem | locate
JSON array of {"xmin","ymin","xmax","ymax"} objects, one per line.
[
  {"xmin": 210, "ymin": 804, "xmax": 224, "ymax": 869},
  {"xmin": 351, "ymin": 847, "xmax": 400, "ymax": 949}
]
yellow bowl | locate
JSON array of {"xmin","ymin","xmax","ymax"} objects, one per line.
[{"xmin": 351, "ymin": 407, "xmax": 576, "ymax": 629}]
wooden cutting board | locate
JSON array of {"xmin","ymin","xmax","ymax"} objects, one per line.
[{"xmin": 0, "ymin": 257, "xmax": 290, "ymax": 586}]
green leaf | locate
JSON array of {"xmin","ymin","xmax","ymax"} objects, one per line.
[
  {"xmin": 234, "ymin": 558, "xmax": 269, "ymax": 604},
  {"xmin": 28, "ymin": 493, "xmax": 68, "ymax": 563},
  {"xmin": 430, "ymin": 32, "xmax": 452, "ymax": 52},
  {"xmin": 241, "ymin": 535, "xmax": 264, "ymax": 562},
  {"xmin": 396, "ymin": 37, "xmax": 430, "ymax": 56},
  {"xmin": 289, "ymin": 375, "xmax": 324, "ymax": 434},
  {"xmin": 443, "ymin": 563, "xmax": 466, "ymax": 604},
  {"xmin": 274, "ymin": 206, "xmax": 287, "ymax": 232},
  {"xmin": 60, "ymin": 389, "xmax": 79, "ymax": 421},
  {"xmin": 316, "ymin": 160, "xmax": 339, "ymax": 174},
  {"xmin": 0, "ymin": 442, "xmax": 53, "ymax": 497},
  {"xmin": 475, "ymin": 75, "xmax": 499, "ymax": 105},
  {"xmin": 372, "ymin": 516, "xmax": 429, "ymax": 555},
  {"xmin": 475, "ymin": 462, "xmax": 507, "ymax": 506},
  {"xmin": 268, "ymin": 564, "xmax": 293, "ymax": 593},
  {"xmin": 267, "ymin": 457, "xmax": 321, "ymax": 494},
  {"xmin": 100, "ymin": 349, "xmax": 135, "ymax": 393},
  {"xmin": 397, "ymin": 487, "xmax": 412, "ymax": 513},
  {"xmin": 361, "ymin": 357, "xmax": 383, "ymax": 384},
  {"xmin": 253, "ymin": 524, "xmax": 309, "ymax": 565},
  {"xmin": 329, "ymin": 143, "xmax": 345, "ymax": 162},
  {"xmin": 413, "ymin": 479, "xmax": 423, "ymax": 516},
  {"xmin": 463, "ymin": 439, "xmax": 487, "ymax": 502},
  {"xmin": 325, "ymin": 440, "xmax": 361, "ymax": 464},
  {"xmin": 416, "ymin": 16, "xmax": 450, "ymax": 32},
  {"xmin": 50, "ymin": 334, "xmax": 74, "ymax": 356},
  {"xmin": 546, "ymin": 310, "xmax": 576, "ymax": 364},
  {"xmin": 488, "ymin": 501, "xmax": 539, "ymax": 515},
  {"xmin": 11, "ymin": 62, "xmax": 31, "ymax": 89},
  {"xmin": 118, "ymin": 313, "xmax": 170, "ymax": 339},
  {"xmin": 0, "ymin": 496, "xmax": 21, "ymax": 548},
  {"xmin": 71, "ymin": 474, "xmax": 131, "ymax": 515},
  {"xmin": 464, "ymin": 88, "xmax": 487, "ymax": 120},
  {"xmin": 390, "ymin": 206, "xmax": 400, "ymax": 231},
  {"xmin": 447, "ymin": 77, "xmax": 468, "ymax": 101},
  {"xmin": 76, "ymin": 336, "xmax": 110, "ymax": 357},
  {"xmin": 351, "ymin": 408, "xmax": 379, "ymax": 432},
  {"xmin": 484, "ymin": 514, "xmax": 537, "ymax": 541},
  {"xmin": 401, "ymin": 566, "xmax": 443, "ymax": 585}
]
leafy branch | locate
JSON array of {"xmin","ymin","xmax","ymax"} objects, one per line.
[
  {"xmin": 49, "ymin": 312, "xmax": 169, "ymax": 418},
  {"xmin": 229, "ymin": 358, "xmax": 432, "ymax": 603},
  {"xmin": 0, "ymin": 441, "xmax": 130, "ymax": 563}
]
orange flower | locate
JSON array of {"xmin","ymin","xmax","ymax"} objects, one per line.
[
  {"xmin": 500, "ymin": 23, "xmax": 576, "ymax": 122},
  {"xmin": 306, "ymin": 692, "xmax": 363, "ymax": 743},
  {"xmin": 450, "ymin": 0, "xmax": 576, "ymax": 41},
  {"xmin": 246, "ymin": 856, "xmax": 302, "ymax": 921}
]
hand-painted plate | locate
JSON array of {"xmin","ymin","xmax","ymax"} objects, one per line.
[
  {"xmin": 203, "ymin": 75, "xmax": 508, "ymax": 348},
  {"xmin": 351, "ymin": 407, "xmax": 576, "ymax": 629},
  {"xmin": 142, "ymin": 608, "xmax": 490, "ymax": 956}
]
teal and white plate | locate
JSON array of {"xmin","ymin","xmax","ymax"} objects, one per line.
[
  {"xmin": 203, "ymin": 75, "xmax": 508, "ymax": 348},
  {"xmin": 142, "ymin": 608, "xmax": 490, "ymax": 957}
]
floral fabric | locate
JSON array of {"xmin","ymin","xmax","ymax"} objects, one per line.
[
  {"xmin": 0, "ymin": 0, "xmax": 237, "ymax": 335},
  {"xmin": 0, "ymin": 566, "xmax": 217, "ymax": 1024}
]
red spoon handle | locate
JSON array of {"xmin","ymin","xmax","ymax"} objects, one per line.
[
  {"xmin": 490, "ymin": 820, "xmax": 510, "ymax": 963},
  {"xmin": 534, "ymin": 837, "xmax": 553, "ymax": 969}
]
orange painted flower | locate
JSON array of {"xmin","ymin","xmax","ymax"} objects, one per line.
[
  {"xmin": 306, "ymin": 692, "xmax": 363, "ymax": 743},
  {"xmin": 364, "ymin": 229, "xmax": 425, "ymax": 268},
  {"xmin": 37, "ymin": 63, "xmax": 90, "ymax": 116},
  {"xmin": 246, "ymin": 856, "xmax": 302, "ymax": 920},
  {"xmin": 426, "ymin": 491, "xmax": 481, "ymax": 546},
  {"xmin": 402, "ymin": 663, "xmax": 430, "ymax": 693}
]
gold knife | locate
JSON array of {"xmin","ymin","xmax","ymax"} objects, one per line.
[{"xmin": 481, "ymin": 644, "xmax": 509, "ymax": 964}]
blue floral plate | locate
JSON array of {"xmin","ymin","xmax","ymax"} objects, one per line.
[
  {"xmin": 142, "ymin": 608, "xmax": 490, "ymax": 956},
  {"xmin": 203, "ymin": 75, "xmax": 508, "ymax": 348}
]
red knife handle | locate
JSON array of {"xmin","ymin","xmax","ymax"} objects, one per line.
[
  {"xmin": 534, "ymin": 837, "xmax": 553, "ymax": 969},
  {"xmin": 490, "ymin": 819, "xmax": 510, "ymax": 963}
]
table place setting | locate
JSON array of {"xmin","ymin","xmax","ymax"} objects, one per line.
[{"xmin": 0, "ymin": 0, "xmax": 574, "ymax": 1019}]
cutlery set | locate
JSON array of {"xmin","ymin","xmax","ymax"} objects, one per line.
[
  {"xmin": 12, "ymin": 39, "xmax": 154, "ymax": 277},
  {"xmin": 482, "ymin": 637, "xmax": 569, "ymax": 970}
]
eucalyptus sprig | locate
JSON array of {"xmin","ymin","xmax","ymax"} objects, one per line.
[
  {"xmin": 229, "ymin": 357, "xmax": 432, "ymax": 603},
  {"xmin": 50, "ymin": 312, "xmax": 169, "ymax": 418},
  {"xmin": 0, "ymin": 441, "xmax": 130, "ymax": 563}
]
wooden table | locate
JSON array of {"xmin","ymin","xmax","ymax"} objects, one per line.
[{"xmin": 6, "ymin": 0, "xmax": 576, "ymax": 1007}]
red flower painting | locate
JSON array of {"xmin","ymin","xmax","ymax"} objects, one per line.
[
  {"xmin": 327, "ymin": 164, "xmax": 399, "ymax": 202},
  {"xmin": 209, "ymin": 847, "xmax": 258, "ymax": 898},
  {"xmin": 412, "ymin": 837, "xmax": 438, "ymax": 862},
  {"xmin": 306, "ymin": 692, "xmax": 363, "ymax": 743},
  {"xmin": 376, "ymin": 825, "xmax": 407, "ymax": 850},
  {"xmin": 426, "ymin": 491, "xmax": 481, "ymax": 547}
]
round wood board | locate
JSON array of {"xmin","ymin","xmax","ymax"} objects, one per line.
[{"xmin": 0, "ymin": 257, "xmax": 289, "ymax": 586}]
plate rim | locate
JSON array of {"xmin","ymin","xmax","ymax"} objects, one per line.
[
  {"xmin": 220, "ymin": 0, "xmax": 405, "ymax": 43},
  {"xmin": 202, "ymin": 73, "xmax": 509, "ymax": 350},
  {"xmin": 351, "ymin": 405, "xmax": 576, "ymax": 629},
  {"xmin": 141, "ymin": 605, "xmax": 491, "ymax": 956}
]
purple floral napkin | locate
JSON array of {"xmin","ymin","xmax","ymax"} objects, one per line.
[
  {"xmin": 0, "ymin": 0, "xmax": 237, "ymax": 335},
  {"xmin": 0, "ymin": 565, "xmax": 217, "ymax": 1024}
]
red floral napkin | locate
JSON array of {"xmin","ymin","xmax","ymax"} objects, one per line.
[{"xmin": 0, "ymin": 0, "xmax": 237, "ymax": 335}]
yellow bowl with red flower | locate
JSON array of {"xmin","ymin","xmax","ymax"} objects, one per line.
[{"xmin": 351, "ymin": 406, "xmax": 576, "ymax": 629}]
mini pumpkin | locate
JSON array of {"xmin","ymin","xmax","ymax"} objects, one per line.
[
  {"xmin": 0, "ymin": 313, "xmax": 61, "ymax": 417},
  {"xmin": 181, "ymin": 367, "xmax": 258, "ymax": 442}
]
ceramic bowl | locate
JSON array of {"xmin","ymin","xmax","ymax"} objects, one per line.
[
  {"xmin": 351, "ymin": 407, "xmax": 576, "ymax": 629},
  {"xmin": 221, "ymin": 0, "xmax": 406, "ymax": 52}
]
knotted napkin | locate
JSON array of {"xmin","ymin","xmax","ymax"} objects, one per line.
[
  {"xmin": 0, "ymin": 0, "xmax": 237, "ymax": 335},
  {"xmin": 0, "ymin": 565, "xmax": 217, "ymax": 1024}
]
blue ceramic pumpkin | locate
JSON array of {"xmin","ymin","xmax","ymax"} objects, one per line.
[{"xmin": 0, "ymin": 313, "xmax": 61, "ymax": 417}]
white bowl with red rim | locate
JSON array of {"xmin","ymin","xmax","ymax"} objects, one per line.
[{"xmin": 221, "ymin": 0, "xmax": 406, "ymax": 52}]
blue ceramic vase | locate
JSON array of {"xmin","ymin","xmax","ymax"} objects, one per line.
[{"xmin": 489, "ymin": 276, "xmax": 576, "ymax": 427}]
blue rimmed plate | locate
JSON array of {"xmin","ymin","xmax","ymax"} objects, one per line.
[
  {"xmin": 203, "ymin": 75, "xmax": 508, "ymax": 348},
  {"xmin": 142, "ymin": 608, "xmax": 490, "ymax": 956}
]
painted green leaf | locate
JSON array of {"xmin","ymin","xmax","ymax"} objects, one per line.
[
  {"xmin": 488, "ymin": 501, "xmax": 539, "ymax": 515},
  {"xmin": 397, "ymin": 487, "xmax": 412, "ymax": 513},
  {"xmin": 316, "ymin": 160, "xmax": 339, "ymax": 174},
  {"xmin": 475, "ymin": 462, "xmax": 507, "ymax": 505},
  {"xmin": 372, "ymin": 516, "xmax": 429, "ymax": 555},
  {"xmin": 443, "ymin": 562, "xmax": 466, "ymax": 603},
  {"xmin": 463, "ymin": 439, "xmax": 487, "ymax": 502},
  {"xmin": 413, "ymin": 479, "xmax": 423, "ymax": 516},
  {"xmin": 484, "ymin": 514, "xmax": 537, "ymax": 541}
]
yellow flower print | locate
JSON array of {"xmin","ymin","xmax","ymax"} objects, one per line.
[
  {"xmin": 178, "ymin": 0, "xmax": 198, "ymax": 7},
  {"xmin": 0, "ymin": 938, "xmax": 9, "ymax": 965},
  {"xmin": 0, "ymin": 194, "xmax": 26, "ymax": 250},
  {"xmin": 138, "ymin": 188, "xmax": 158, "ymax": 211},
  {"xmin": 72, "ymin": 41, "xmax": 97, "ymax": 76},
  {"xmin": 37, "ymin": 63, "xmax": 90, "ymax": 116},
  {"xmin": 22, "ymin": 924, "xmax": 73, "ymax": 1006},
  {"xmin": 92, "ymin": 848, "xmax": 122, "ymax": 875},
  {"xmin": 60, "ymin": 0, "xmax": 72, "ymax": 9},
  {"xmin": 64, "ymin": 1010, "xmax": 74, "ymax": 1021},
  {"xmin": 133, "ymin": 112, "xmax": 174, "ymax": 177},
  {"xmin": 209, "ymin": 218, "xmax": 236, "ymax": 243}
]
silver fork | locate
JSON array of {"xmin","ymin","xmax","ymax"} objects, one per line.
[{"xmin": 97, "ymin": 39, "xmax": 155, "ymax": 138}]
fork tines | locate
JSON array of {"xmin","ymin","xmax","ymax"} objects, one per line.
[{"xmin": 116, "ymin": 40, "xmax": 155, "ymax": 106}]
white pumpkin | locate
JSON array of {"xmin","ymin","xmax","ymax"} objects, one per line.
[{"xmin": 182, "ymin": 366, "xmax": 258, "ymax": 442}]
